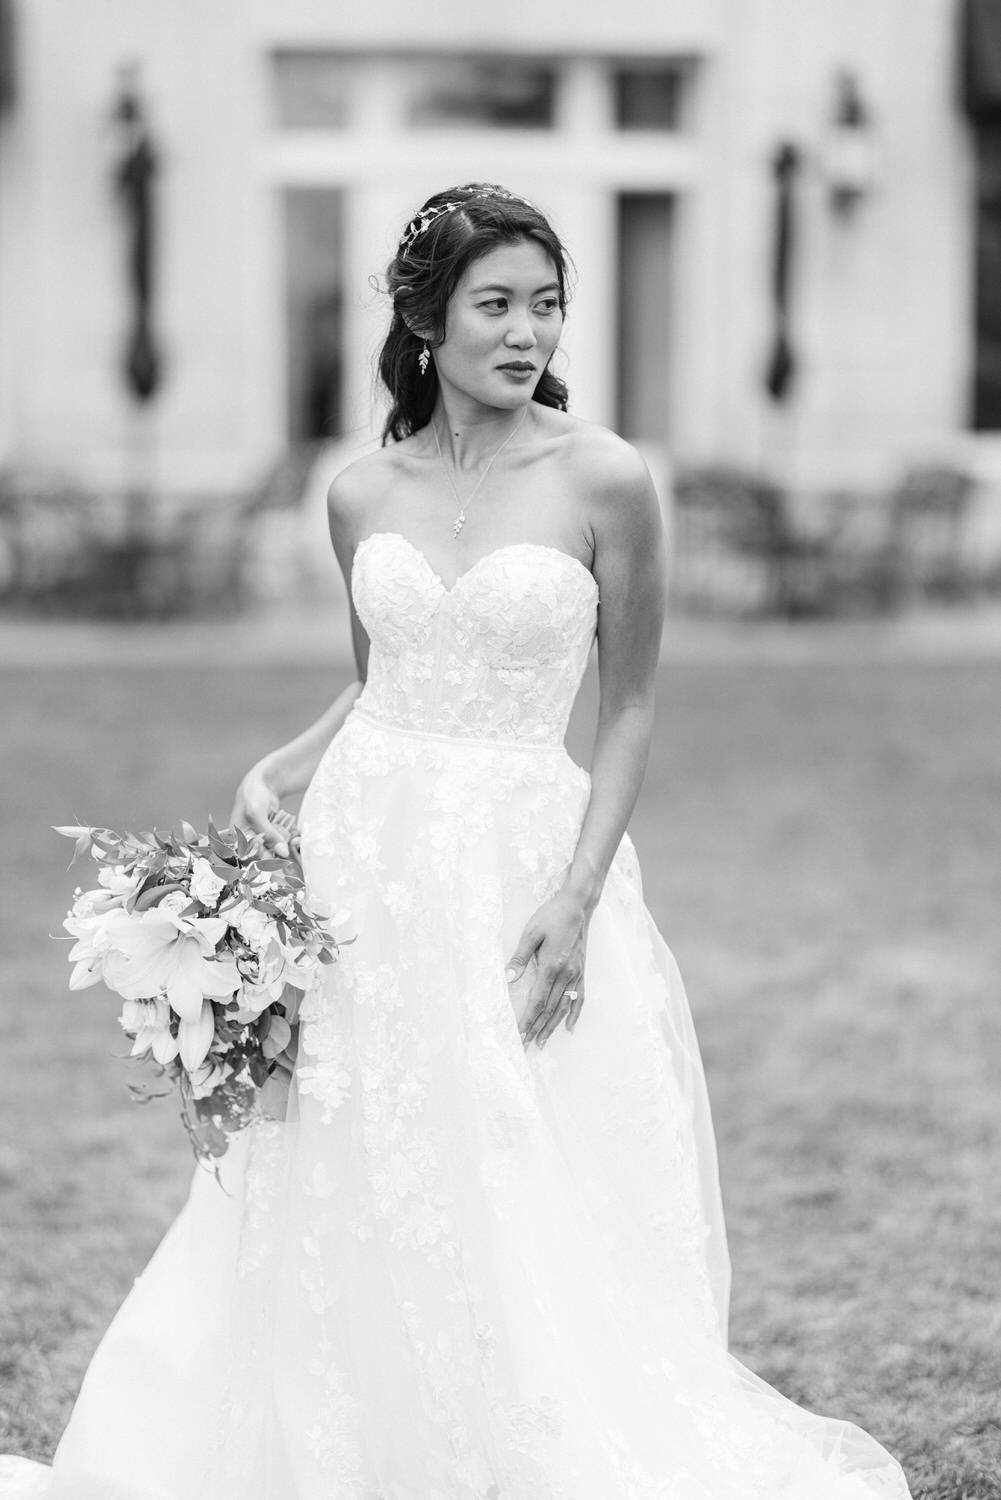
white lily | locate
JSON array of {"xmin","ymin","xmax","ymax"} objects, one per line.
[
  {"xmin": 119, "ymin": 996, "xmax": 176, "ymax": 1063},
  {"xmin": 237, "ymin": 941, "xmax": 288, "ymax": 1012},
  {"xmin": 177, "ymin": 997, "xmax": 217, "ymax": 1071},
  {"xmin": 101, "ymin": 905, "xmax": 239, "ymax": 1023},
  {"xmin": 64, "ymin": 905, "xmax": 134, "ymax": 990},
  {"xmin": 69, "ymin": 886, "xmax": 120, "ymax": 919}
]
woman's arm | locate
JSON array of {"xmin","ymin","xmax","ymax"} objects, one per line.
[
  {"xmin": 564, "ymin": 448, "xmax": 667, "ymax": 912},
  {"xmin": 232, "ymin": 465, "xmax": 374, "ymax": 852},
  {"xmin": 509, "ymin": 439, "xmax": 667, "ymax": 1046},
  {"xmin": 231, "ymin": 679, "xmax": 364, "ymax": 852}
]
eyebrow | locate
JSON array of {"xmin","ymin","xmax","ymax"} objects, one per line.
[{"xmin": 468, "ymin": 281, "xmax": 561, "ymax": 296}]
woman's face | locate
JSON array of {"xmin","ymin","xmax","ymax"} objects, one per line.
[{"xmin": 433, "ymin": 237, "xmax": 564, "ymax": 413}]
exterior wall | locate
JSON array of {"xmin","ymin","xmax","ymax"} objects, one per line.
[
  {"xmin": 713, "ymin": 0, "xmax": 974, "ymax": 492},
  {"xmin": 0, "ymin": 0, "xmax": 980, "ymax": 506},
  {"xmin": 252, "ymin": 0, "xmax": 722, "ymax": 55},
  {"xmin": 0, "ymin": 0, "xmax": 272, "ymax": 491}
]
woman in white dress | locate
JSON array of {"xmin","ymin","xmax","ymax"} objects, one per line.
[{"xmin": 1, "ymin": 183, "xmax": 914, "ymax": 1498}]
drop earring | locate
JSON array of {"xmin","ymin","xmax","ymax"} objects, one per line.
[{"xmin": 418, "ymin": 342, "xmax": 430, "ymax": 376}]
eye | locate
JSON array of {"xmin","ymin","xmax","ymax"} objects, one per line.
[
  {"xmin": 534, "ymin": 297, "xmax": 561, "ymax": 315},
  {"xmin": 478, "ymin": 298, "xmax": 508, "ymax": 313}
]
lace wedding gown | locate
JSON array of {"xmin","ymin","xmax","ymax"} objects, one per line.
[{"xmin": 1, "ymin": 531, "xmax": 913, "ymax": 1499}]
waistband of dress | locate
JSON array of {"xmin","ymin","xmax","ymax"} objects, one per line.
[{"xmin": 349, "ymin": 705, "xmax": 566, "ymax": 754}]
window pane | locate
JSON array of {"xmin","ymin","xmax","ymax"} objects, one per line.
[
  {"xmin": 273, "ymin": 51, "xmax": 351, "ymax": 129},
  {"xmin": 614, "ymin": 63, "xmax": 690, "ymax": 131},
  {"xmin": 406, "ymin": 58, "xmax": 555, "ymax": 128}
]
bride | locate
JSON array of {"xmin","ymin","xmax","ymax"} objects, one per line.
[{"xmin": 1, "ymin": 183, "xmax": 913, "ymax": 1498}]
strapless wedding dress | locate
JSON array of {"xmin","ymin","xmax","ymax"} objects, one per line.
[{"xmin": 0, "ymin": 531, "xmax": 913, "ymax": 1498}]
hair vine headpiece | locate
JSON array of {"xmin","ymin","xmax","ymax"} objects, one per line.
[{"xmin": 398, "ymin": 187, "xmax": 536, "ymax": 259}]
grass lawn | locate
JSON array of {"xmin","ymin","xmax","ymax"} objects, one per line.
[{"xmin": 1, "ymin": 652, "xmax": 999, "ymax": 1498}]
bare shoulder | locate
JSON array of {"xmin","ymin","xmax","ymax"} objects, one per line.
[
  {"xmin": 326, "ymin": 446, "xmax": 402, "ymax": 535},
  {"xmin": 552, "ymin": 416, "xmax": 662, "ymax": 549}
]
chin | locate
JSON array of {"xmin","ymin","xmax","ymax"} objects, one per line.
[
  {"xmin": 490, "ymin": 380, "xmax": 541, "ymax": 407},
  {"xmin": 468, "ymin": 388, "xmax": 532, "ymax": 414}
]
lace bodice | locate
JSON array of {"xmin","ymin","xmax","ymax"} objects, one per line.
[{"xmin": 350, "ymin": 532, "xmax": 599, "ymax": 745}]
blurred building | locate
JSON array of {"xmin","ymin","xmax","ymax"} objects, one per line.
[{"xmin": 0, "ymin": 0, "xmax": 992, "ymax": 510}]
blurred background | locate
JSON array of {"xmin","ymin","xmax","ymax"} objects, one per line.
[
  {"xmin": 2, "ymin": 4, "xmax": 1000, "ymax": 1494},
  {"xmin": 2, "ymin": 0, "xmax": 1001, "ymax": 623}
]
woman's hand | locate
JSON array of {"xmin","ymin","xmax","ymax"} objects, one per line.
[
  {"xmin": 230, "ymin": 763, "xmax": 293, "ymax": 857},
  {"xmin": 506, "ymin": 889, "xmax": 590, "ymax": 1048}
]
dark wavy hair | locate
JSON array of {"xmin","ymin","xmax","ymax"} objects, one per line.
[{"xmin": 377, "ymin": 183, "xmax": 573, "ymax": 444}]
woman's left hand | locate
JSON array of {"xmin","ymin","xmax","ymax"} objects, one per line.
[{"xmin": 506, "ymin": 890, "xmax": 590, "ymax": 1047}]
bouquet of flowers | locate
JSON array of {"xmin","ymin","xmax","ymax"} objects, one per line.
[{"xmin": 56, "ymin": 817, "xmax": 350, "ymax": 1167}]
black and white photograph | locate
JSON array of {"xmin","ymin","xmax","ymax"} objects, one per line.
[{"xmin": 0, "ymin": 2, "xmax": 998, "ymax": 1497}]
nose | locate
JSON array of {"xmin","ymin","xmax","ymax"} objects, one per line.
[{"xmin": 504, "ymin": 311, "xmax": 537, "ymax": 349}]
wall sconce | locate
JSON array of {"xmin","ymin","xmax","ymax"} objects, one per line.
[
  {"xmin": 823, "ymin": 69, "xmax": 875, "ymax": 217},
  {"xmin": 111, "ymin": 61, "xmax": 161, "ymax": 404}
]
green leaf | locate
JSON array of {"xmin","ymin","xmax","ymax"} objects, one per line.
[
  {"xmin": 198, "ymin": 1121, "xmax": 230, "ymax": 1158},
  {"xmin": 262, "ymin": 1014, "xmax": 292, "ymax": 1058},
  {"xmin": 127, "ymin": 1082, "xmax": 172, "ymax": 1104},
  {"xmin": 133, "ymin": 878, "xmax": 185, "ymax": 912},
  {"xmin": 248, "ymin": 1051, "xmax": 269, "ymax": 1087}
]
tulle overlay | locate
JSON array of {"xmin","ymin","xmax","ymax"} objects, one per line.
[{"xmin": 1, "ymin": 533, "xmax": 911, "ymax": 1498}]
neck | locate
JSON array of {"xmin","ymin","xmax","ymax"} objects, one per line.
[{"xmin": 431, "ymin": 391, "xmax": 530, "ymax": 471}]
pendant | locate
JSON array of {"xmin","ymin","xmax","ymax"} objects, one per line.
[{"xmin": 452, "ymin": 512, "xmax": 466, "ymax": 537}]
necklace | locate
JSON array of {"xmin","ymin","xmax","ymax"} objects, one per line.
[{"xmin": 432, "ymin": 409, "xmax": 528, "ymax": 536}]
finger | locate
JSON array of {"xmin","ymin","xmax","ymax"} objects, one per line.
[
  {"xmin": 255, "ymin": 817, "xmax": 288, "ymax": 854},
  {"xmin": 537, "ymin": 975, "xmax": 582, "ymax": 1046},
  {"xmin": 506, "ymin": 929, "xmax": 542, "ymax": 985},
  {"xmin": 273, "ymin": 809, "xmax": 302, "ymax": 858},
  {"xmin": 566, "ymin": 988, "xmax": 585, "ymax": 1032},
  {"xmin": 521, "ymin": 967, "xmax": 562, "ymax": 1043},
  {"xmin": 536, "ymin": 998, "xmax": 570, "ymax": 1047},
  {"xmin": 519, "ymin": 971, "xmax": 551, "ymax": 1041},
  {"xmin": 254, "ymin": 805, "xmax": 292, "ymax": 854},
  {"xmin": 520, "ymin": 996, "xmax": 549, "ymax": 1044}
]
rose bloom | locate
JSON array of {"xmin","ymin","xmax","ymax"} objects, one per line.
[
  {"xmin": 97, "ymin": 864, "xmax": 142, "ymax": 899},
  {"xmin": 189, "ymin": 857, "xmax": 227, "ymax": 909},
  {"xmin": 235, "ymin": 904, "xmax": 278, "ymax": 950}
]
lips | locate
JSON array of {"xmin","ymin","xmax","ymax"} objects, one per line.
[{"xmin": 497, "ymin": 362, "xmax": 536, "ymax": 373}]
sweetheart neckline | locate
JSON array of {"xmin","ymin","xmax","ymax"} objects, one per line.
[{"xmin": 353, "ymin": 530, "xmax": 599, "ymax": 600}]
